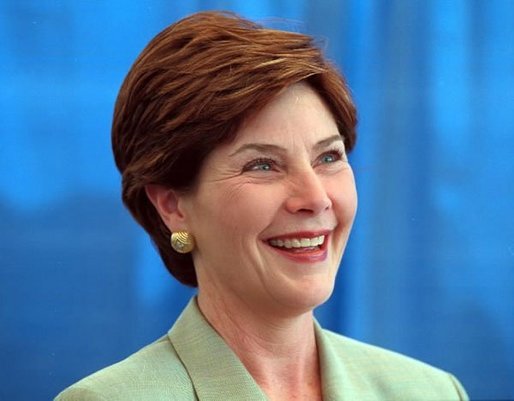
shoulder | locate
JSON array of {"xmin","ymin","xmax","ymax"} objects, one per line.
[
  {"xmin": 322, "ymin": 328, "xmax": 445, "ymax": 375},
  {"xmin": 319, "ymin": 329, "xmax": 468, "ymax": 400},
  {"xmin": 54, "ymin": 335, "xmax": 195, "ymax": 401}
]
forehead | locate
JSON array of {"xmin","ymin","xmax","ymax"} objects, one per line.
[{"xmin": 231, "ymin": 82, "xmax": 339, "ymax": 147}]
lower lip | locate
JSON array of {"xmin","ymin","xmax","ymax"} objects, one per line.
[{"xmin": 265, "ymin": 238, "xmax": 329, "ymax": 263}]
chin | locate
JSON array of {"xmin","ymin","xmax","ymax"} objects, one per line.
[
  {"xmin": 304, "ymin": 284, "xmax": 335, "ymax": 309},
  {"xmin": 273, "ymin": 279, "xmax": 336, "ymax": 316}
]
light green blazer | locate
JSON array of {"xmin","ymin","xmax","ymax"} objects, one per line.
[{"xmin": 55, "ymin": 298, "xmax": 468, "ymax": 400}]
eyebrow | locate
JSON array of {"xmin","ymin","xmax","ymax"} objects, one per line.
[{"xmin": 229, "ymin": 134, "xmax": 343, "ymax": 157}]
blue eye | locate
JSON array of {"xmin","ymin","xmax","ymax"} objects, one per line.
[
  {"xmin": 243, "ymin": 158, "xmax": 276, "ymax": 172},
  {"xmin": 321, "ymin": 154, "xmax": 336, "ymax": 163},
  {"xmin": 320, "ymin": 150, "xmax": 342, "ymax": 164},
  {"xmin": 253, "ymin": 162, "xmax": 272, "ymax": 171}
]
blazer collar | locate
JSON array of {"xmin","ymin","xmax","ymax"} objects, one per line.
[
  {"xmin": 167, "ymin": 298, "xmax": 267, "ymax": 401},
  {"xmin": 168, "ymin": 297, "xmax": 349, "ymax": 400},
  {"xmin": 316, "ymin": 321, "xmax": 363, "ymax": 400}
]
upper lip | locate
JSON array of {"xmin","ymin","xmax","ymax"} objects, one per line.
[{"xmin": 265, "ymin": 230, "xmax": 332, "ymax": 241}]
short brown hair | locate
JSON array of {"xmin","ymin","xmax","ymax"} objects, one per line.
[{"xmin": 112, "ymin": 11, "xmax": 357, "ymax": 287}]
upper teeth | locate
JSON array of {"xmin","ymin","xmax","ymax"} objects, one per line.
[{"xmin": 269, "ymin": 235, "xmax": 325, "ymax": 248}]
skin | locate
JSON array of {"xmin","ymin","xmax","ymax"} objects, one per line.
[{"xmin": 147, "ymin": 82, "xmax": 357, "ymax": 400}]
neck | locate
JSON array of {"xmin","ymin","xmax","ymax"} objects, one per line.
[{"xmin": 197, "ymin": 289, "xmax": 323, "ymax": 400}]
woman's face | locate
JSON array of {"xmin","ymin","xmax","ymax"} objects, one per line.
[{"xmin": 180, "ymin": 83, "xmax": 357, "ymax": 316}]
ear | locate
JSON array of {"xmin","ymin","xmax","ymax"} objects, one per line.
[{"xmin": 145, "ymin": 184, "xmax": 189, "ymax": 232}]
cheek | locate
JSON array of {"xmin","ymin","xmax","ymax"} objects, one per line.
[
  {"xmin": 195, "ymin": 182, "xmax": 278, "ymax": 238},
  {"xmin": 228, "ymin": 189, "xmax": 281, "ymax": 238},
  {"xmin": 330, "ymin": 172, "xmax": 358, "ymax": 223}
]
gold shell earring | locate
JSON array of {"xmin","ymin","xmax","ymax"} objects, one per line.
[{"xmin": 170, "ymin": 231, "xmax": 195, "ymax": 254}]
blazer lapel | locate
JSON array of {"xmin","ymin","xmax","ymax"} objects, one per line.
[
  {"xmin": 168, "ymin": 298, "xmax": 268, "ymax": 401},
  {"xmin": 315, "ymin": 321, "xmax": 362, "ymax": 401}
]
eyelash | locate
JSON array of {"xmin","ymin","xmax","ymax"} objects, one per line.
[
  {"xmin": 319, "ymin": 148, "xmax": 345, "ymax": 164},
  {"xmin": 242, "ymin": 148, "xmax": 345, "ymax": 172},
  {"xmin": 242, "ymin": 157, "xmax": 277, "ymax": 172}
]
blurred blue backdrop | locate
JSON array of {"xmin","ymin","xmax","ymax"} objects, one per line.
[{"xmin": 1, "ymin": 1, "xmax": 513, "ymax": 400}]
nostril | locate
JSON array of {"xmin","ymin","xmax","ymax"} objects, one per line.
[{"xmin": 285, "ymin": 176, "xmax": 332, "ymax": 214}]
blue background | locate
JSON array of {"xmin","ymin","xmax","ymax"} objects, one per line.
[{"xmin": 1, "ymin": 1, "xmax": 513, "ymax": 400}]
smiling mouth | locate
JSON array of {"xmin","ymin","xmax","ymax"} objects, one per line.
[{"xmin": 267, "ymin": 235, "xmax": 326, "ymax": 252}]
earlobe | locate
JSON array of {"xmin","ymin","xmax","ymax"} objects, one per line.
[{"xmin": 145, "ymin": 184, "xmax": 187, "ymax": 230}]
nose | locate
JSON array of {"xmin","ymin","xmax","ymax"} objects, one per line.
[{"xmin": 285, "ymin": 168, "xmax": 332, "ymax": 215}]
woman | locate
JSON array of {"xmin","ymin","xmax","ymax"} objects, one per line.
[{"xmin": 56, "ymin": 11, "xmax": 468, "ymax": 401}]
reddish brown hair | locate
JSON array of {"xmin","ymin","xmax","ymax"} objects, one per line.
[{"xmin": 112, "ymin": 11, "xmax": 357, "ymax": 286}]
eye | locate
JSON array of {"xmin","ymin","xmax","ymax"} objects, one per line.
[
  {"xmin": 243, "ymin": 158, "xmax": 276, "ymax": 172},
  {"xmin": 318, "ymin": 149, "xmax": 344, "ymax": 165}
]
